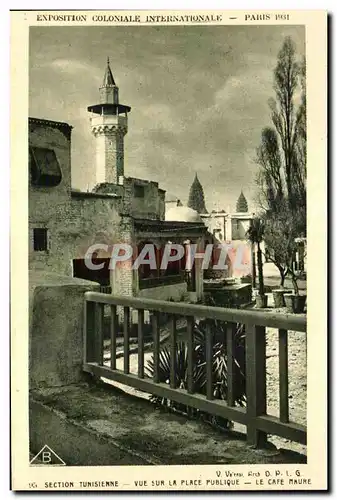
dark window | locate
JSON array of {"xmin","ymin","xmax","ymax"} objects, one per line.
[
  {"xmin": 33, "ymin": 228, "xmax": 48, "ymax": 251},
  {"xmin": 29, "ymin": 147, "xmax": 62, "ymax": 187},
  {"xmin": 73, "ymin": 258, "xmax": 110, "ymax": 286},
  {"xmin": 134, "ymin": 185, "xmax": 145, "ymax": 198}
]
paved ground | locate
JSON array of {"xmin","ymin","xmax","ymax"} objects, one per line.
[
  {"xmin": 32, "ymin": 383, "xmax": 306, "ymax": 465},
  {"xmin": 260, "ymin": 276, "xmax": 307, "ymax": 292}
]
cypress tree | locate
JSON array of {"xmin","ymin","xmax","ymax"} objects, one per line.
[
  {"xmin": 236, "ymin": 191, "xmax": 249, "ymax": 212},
  {"xmin": 187, "ymin": 174, "xmax": 208, "ymax": 213}
]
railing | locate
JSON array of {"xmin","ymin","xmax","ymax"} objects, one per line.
[{"xmin": 83, "ymin": 292, "xmax": 307, "ymax": 447}]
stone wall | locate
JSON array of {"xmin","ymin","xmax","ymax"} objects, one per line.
[
  {"xmin": 124, "ymin": 177, "xmax": 165, "ymax": 220},
  {"xmin": 29, "ymin": 191, "xmax": 124, "ymax": 277},
  {"xmin": 29, "ymin": 271, "xmax": 100, "ymax": 389}
]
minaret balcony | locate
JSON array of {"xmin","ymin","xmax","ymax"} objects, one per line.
[{"xmin": 90, "ymin": 114, "xmax": 128, "ymax": 130}]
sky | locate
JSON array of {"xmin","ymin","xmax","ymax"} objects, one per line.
[{"xmin": 29, "ymin": 25, "xmax": 305, "ymax": 212}]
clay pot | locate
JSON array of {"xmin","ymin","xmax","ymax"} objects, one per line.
[
  {"xmin": 272, "ymin": 289, "xmax": 288, "ymax": 308},
  {"xmin": 256, "ymin": 294, "xmax": 268, "ymax": 308},
  {"xmin": 284, "ymin": 294, "xmax": 307, "ymax": 314}
]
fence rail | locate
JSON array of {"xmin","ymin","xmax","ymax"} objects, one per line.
[{"xmin": 83, "ymin": 291, "xmax": 307, "ymax": 447}]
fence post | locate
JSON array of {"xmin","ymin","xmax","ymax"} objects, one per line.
[
  {"xmin": 83, "ymin": 300, "xmax": 96, "ymax": 364},
  {"xmin": 245, "ymin": 323, "xmax": 268, "ymax": 447}
]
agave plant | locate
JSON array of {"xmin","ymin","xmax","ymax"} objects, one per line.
[
  {"xmin": 193, "ymin": 318, "xmax": 246, "ymax": 406},
  {"xmin": 145, "ymin": 316, "xmax": 246, "ymax": 430}
]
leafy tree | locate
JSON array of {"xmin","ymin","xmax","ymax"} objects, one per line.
[
  {"xmin": 293, "ymin": 56, "xmax": 307, "ymax": 227},
  {"xmin": 187, "ymin": 174, "xmax": 208, "ymax": 214},
  {"xmin": 258, "ymin": 37, "xmax": 306, "ymax": 216},
  {"xmin": 255, "ymin": 37, "xmax": 306, "ymax": 291},
  {"xmin": 256, "ymin": 127, "xmax": 284, "ymax": 212},
  {"xmin": 262, "ymin": 201, "xmax": 303, "ymax": 294}
]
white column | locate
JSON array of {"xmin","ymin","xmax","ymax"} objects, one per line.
[{"xmin": 225, "ymin": 216, "xmax": 232, "ymax": 241}]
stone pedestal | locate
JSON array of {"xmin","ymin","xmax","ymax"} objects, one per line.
[{"xmin": 29, "ymin": 271, "xmax": 100, "ymax": 389}]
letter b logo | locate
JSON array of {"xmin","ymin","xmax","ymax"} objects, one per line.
[
  {"xmin": 42, "ymin": 451, "xmax": 52, "ymax": 463},
  {"xmin": 30, "ymin": 444, "xmax": 66, "ymax": 466}
]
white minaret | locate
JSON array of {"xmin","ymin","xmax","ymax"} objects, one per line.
[{"xmin": 88, "ymin": 58, "xmax": 131, "ymax": 185}]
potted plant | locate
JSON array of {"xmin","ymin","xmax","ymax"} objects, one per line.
[
  {"xmin": 273, "ymin": 287, "xmax": 288, "ymax": 308},
  {"xmin": 262, "ymin": 202, "xmax": 307, "ymax": 313},
  {"xmin": 283, "ymin": 259, "xmax": 306, "ymax": 313},
  {"xmin": 261, "ymin": 250, "xmax": 291, "ymax": 308},
  {"xmin": 284, "ymin": 292, "xmax": 306, "ymax": 314},
  {"xmin": 247, "ymin": 217, "xmax": 268, "ymax": 308}
]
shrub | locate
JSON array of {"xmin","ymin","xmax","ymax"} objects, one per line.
[{"xmin": 145, "ymin": 316, "xmax": 246, "ymax": 430}]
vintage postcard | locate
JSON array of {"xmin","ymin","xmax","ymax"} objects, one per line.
[{"xmin": 11, "ymin": 9, "xmax": 327, "ymax": 491}]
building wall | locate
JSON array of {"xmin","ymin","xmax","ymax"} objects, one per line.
[
  {"xmin": 112, "ymin": 215, "xmax": 135, "ymax": 297},
  {"xmin": 29, "ymin": 120, "xmax": 73, "ymax": 275},
  {"xmin": 29, "ymin": 118, "xmax": 203, "ymax": 301},
  {"xmin": 165, "ymin": 200, "xmax": 180, "ymax": 213},
  {"xmin": 29, "ymin": 121, "xmax": 72, "ymax": 203},
  {"xmin": 124, "ymin": 177, "xmax": 164, "ymax": 220},
  {"xmin": 202, "ymin": 212, "xmax": 253, "ymax": 242},
  {"xmin": 201, "ymin": 211, "xmax": 256, "ymax": 279},
  {"xmin": 231, "ymin": 216, "xmax": 251, "ymax": 240},
  {"xmin": 158, "ymin": 190, "xmax": 166, "ymax": 220},
  {"xmin": 29, "ymin": 119, "xmax": 132, "ymax": 290},
  {"xmin": 29, "ymin": 194, "xmax": 125, "ymax": 277},
  {"xmin": 202, "ymin": 214, "xmax": 226, "ymax": 241}
]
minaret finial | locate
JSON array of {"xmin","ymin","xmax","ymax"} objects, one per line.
[{"xmin": 102, "ymin": 57, "xmax": 115, "ymax": 87}]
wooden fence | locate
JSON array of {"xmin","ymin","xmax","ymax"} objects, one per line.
[{"xmin": 83, "ymin": 292, "xmax": 306, "ymax": 447}]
